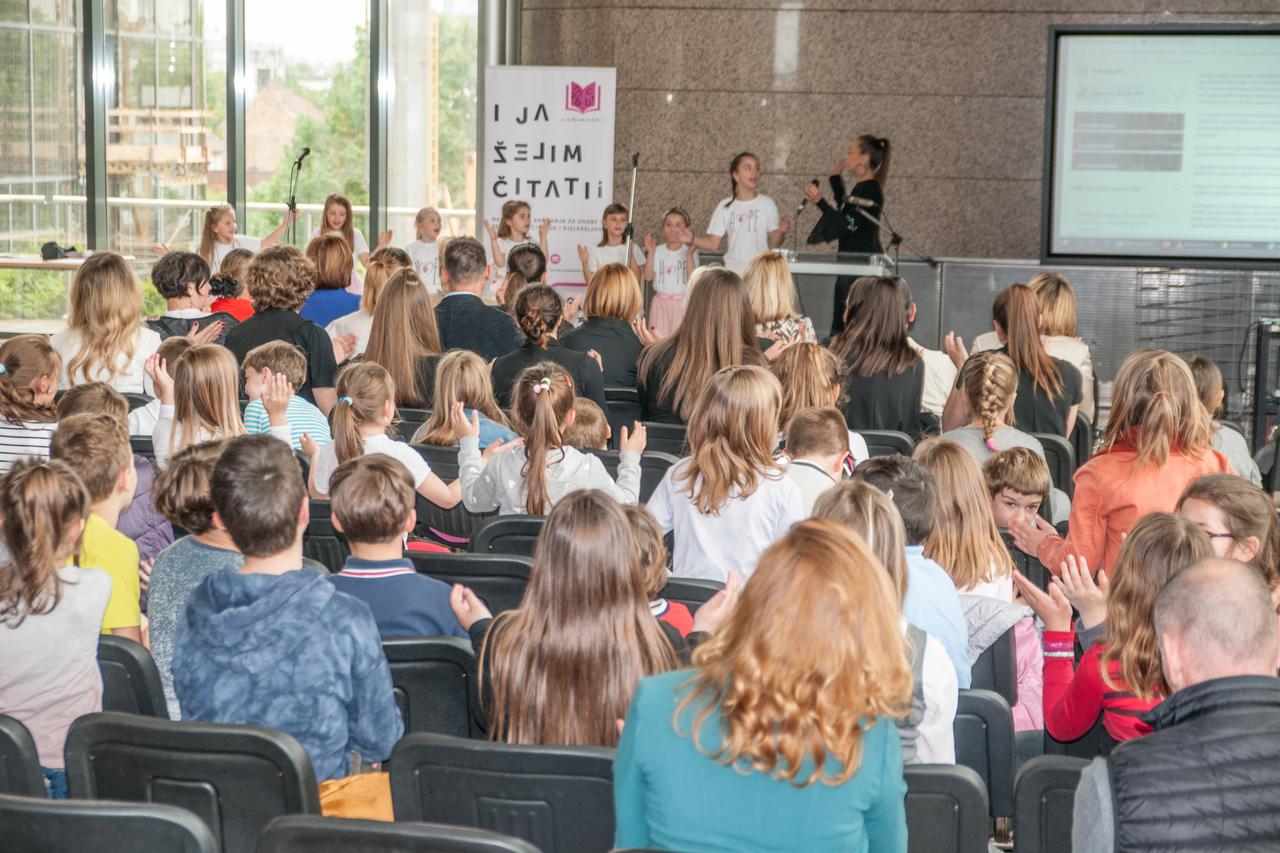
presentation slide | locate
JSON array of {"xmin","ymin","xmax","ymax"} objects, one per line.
[{"xmin": 1048, "ymin": 33, "xmax": 1280, "ymax": 263}]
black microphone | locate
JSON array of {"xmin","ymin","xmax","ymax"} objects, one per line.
[
  {"xmin": 294, "ymin": 147, "xmax": 311, "ymax": 166},
  {"xmin": 846, "ymin": 194, "xmax": 876, "ymax": 209},
  {"xmin": 794, "ymin": 178, "xmax": 821, "ymax": 219}
]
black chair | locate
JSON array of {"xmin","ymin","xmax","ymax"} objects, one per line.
[
  {"xmin": 124, "ymin": 392, "xmax": 154, "ymax": 412},
  {"xmin": 383, "ymin": 637, "xmax": 483, "ymax": 739},
  {"xmin": 1001, "ymin": 531, "xmax": 1049, "ymax": 592},
  {"xmin": 1044, "ymin": 715, "xmax": 1113, "ymax": 760},
  {"xmin": 641, "ymin": 422, "xmax": 688, "ymax": 456},
  {"xmin": 857, "ymin": 429, "xmax": 915, "ymax": 458},
  {"xmin": 1012, "ymin": 756, "xmax": 1089, "ymax": 853},
  {"xmin": 302, "ymin": 500, "xmax": 348, "ymax": 573},
  {"xmin": 904, "ymin": 765, "xmax": 990, "ymax": 853},
  {"xmin": 953, "ymin": 689, "xmax": 1016, "ymax": 820},
  {"xmin": 0, "ymin": 714, "xmax": 45, "ymax": 797},
  {"xmin": 603, "ymin": 387, "xmax": 642, "ymax": 450},
  {"xmin": 406, "ymin": 552, "xmax": 532, "ymax": 616},
  {"xmin": 130, "ymin": 435, "xmax": 155, "ymax": 459},
  {"xmin": 656, "ymin": 577, "xmax": 724, "ymax": 615},
  {"xmin": 1072, "ymin": 411, "xmax": 1094, "ymax": 468},
  {"xmin": 469, "ymin": 515, "xmax": 545, "ymax": 557},
  {"xmin": 65, "ymin": 712, "xmax": 321, "ymax": 853},
  {"xmin": 1032, "ymin": 433, "xmax": 1076, "ymax": 498},
  {"xmin": 411, "ymin": 444, "xmax": 497, "ymax": 544},
  {"xmin": 99, "ymin": 635, "xmax": 169, "ymax": 719},
  {"xmin": 390, "ymin": 733, "xmax": 614, "ymax": 853},
  {"xmin": 258, "ymin": 815, "xmax": 540, "ymax": 853},
  {"xmin": 585, "ymin": 448, "xmax": 680, "ymax": 503},
  {"xmin": 970, "ymin": 626, "xmax": 1017, "ymax": 708},
  {"xmin": 396, "ymin": 407, "xmax": 433, "ymax": 441},
  {"xmin": 0, "ymin": 793, "xmax": 217, "ymax": 853}
]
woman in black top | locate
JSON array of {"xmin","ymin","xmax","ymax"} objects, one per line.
[
  {"xmin": 805, "ymin": 135, "xmax": 890, "ymax": 335},
  {"xmin": 829, "ymin": 276, "xmax": 936, "ymax": 438},
  {"xmin": 561, "ymin": 263, "xmax": 649, "ymax": 388},
  {"xmin": 490, "ymin": 284, "xmax": 608, "ymax": 414}
]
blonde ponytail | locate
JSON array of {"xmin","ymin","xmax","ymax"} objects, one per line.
[{"xmin": 331, "ymin": 362, "xmax": 396, "ymax": 465}]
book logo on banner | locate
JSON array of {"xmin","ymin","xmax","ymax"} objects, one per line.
[{"xmin": 566, "ymin": 81, "xmax": 601, "ymax": 114}]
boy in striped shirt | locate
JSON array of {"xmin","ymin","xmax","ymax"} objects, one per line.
[{"xmin": 242, "ymin": 341, "xmax": 331, "ymax": 451}]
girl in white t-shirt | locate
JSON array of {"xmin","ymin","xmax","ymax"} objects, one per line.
[
  {"xmin": 578, "ymin": 202, "xmax": 646, "ymax": 283},
  {"xmin": 302, "ymin": 361, "xmax": 460, "ymax": 507},
  {"xmin": 404, "ymin": 207, "xmax": 443, "ymax": 293},
  {"xmin": 311, "ymin": 192, "xmax": 388, "ymax": 267},
  {"xmin": 484, "ymin": 200, "xmax": 551, "ymax": 289},
  {"xmin": 682, "ymin": 152, "xmax": 790, "ymax": 275},
  {"xmin": 642, "ymin": 207, "xmax": 699, "ymax": 337},
  {"xmin": 186, "ymin": 203, "xmax": 293, "ymax": 270}
]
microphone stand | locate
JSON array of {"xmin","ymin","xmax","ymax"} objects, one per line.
[
  {"xmin": 622, "ymin": 152, "xmax": 639, "ymax": 273},
  {"xmin": 287, "ymin": 154, "xmax": 305, "ymax": 246},
  {"xmin": 852, "ymin": 203, "xmax": 938, "ymax": 269}
]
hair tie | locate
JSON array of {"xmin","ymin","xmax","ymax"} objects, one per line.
[
  {"xmin": 985, "ymin": 437, "xmax": 1000, "ymax": 452},
  {"xmin": 532, "ymin": 377, "xmax": 552, "ymax": 395},
  {"xmin": 0, "ymin": 363, "xmax": 7, "ymax": 376},
  {"xmin": 338, "ymin": 396, "xmax": 353, "ymax": 406}
]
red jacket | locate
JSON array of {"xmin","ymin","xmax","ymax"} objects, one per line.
[{"xmin": 1042, "ymin": 631, "xmax": 1157, "ymax": 743}]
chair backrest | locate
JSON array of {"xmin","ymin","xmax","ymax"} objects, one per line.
[
  {"xmin": 396, "ymin": 408, "xmax": 432, "ymax": 442},
  {"xmin": 410, "ymin": 445, "xmax": 497, "ymax": 545},
  {"xmin": 640, "ymin": 422, "xmax": 688, "ymax": 456},
  {"xmin": 1033, "ymin": 432, "xmax": 1076, "ymax": 499},
  {"xmin": 904, "ymin": 765, "xmax": 990, "ymax": 853},
  {"xmin": 0, "ymin": 793, "xmax": 218, "ymax": 853},
  {"xmin": 1012, "ymin": 756, "xmax": 1089, "ymax": 853},
  {"xmin": 390, "ymin": 733, "xmax": 615, "ymax": 853},
  {"xmin": 1000, "ymin": 531, "xmax": 1049, "ymax": 592},
  {"xmin": 257, "ymin": 815, "xmax": 541, "ymax": 853},
  {"xmin": 857, "ymin": 429, "xmax": 915, "ymax": 458},
  {"xmin": 65, "ymin": 712, "xmax": 321, "ymax": 853},
  {"xmin": 585, "ymin": 448, "xmax": 680, "ymax": 503},
  {"xmin": 1072, "ymin": 411, "xmax": 1094, "ymax": 467},
  {"xmin": 99, "ymin": 635, "xmax": 170, "ymax": 719},
  {"xmin": 407, "ymin": 552, "xmax": 532, "ymax": 615},
  {"xmin": 1044, "ymin": 714, "xmax": 1114, "ymax": 760},
  {"xmin": 0, "ymin": 714, "xmax": 45, "ymax": 797},
  {"xmin": 124, "ymin": 392, "xmax": 154, "ymax": 412},
  {"xmin": 603, "ymin": 387, "xmax": 642, "ymax": 450},
  {"xmin": 969, "ymin": 625, "xmax": 1018, "ymax": 708},
  {"xmin": 302, "ymin": 500, "xmax": 348, "ymax": 573},
  {"xmin": 656, "ymin": 577, "xmax": 724, "ymax": 615},
  {"xmin": 953, "ymin": 689, "xmax": 1016, "ymax": 819},
  {"xmin": 130, "ymin": 435, "xmax": 155, "ymax": 459},
  {"xmin": 469, "ymin": 515, "xmax": 545, "ymax": 557},
  {"xmin": 382, "ymin": 637, "xmax": 483, "ymax": 739}
]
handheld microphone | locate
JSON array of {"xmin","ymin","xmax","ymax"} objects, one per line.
[
  {"xmin": 294, "ymin": 147, "xmax": 311, "ymax": 166},
  {"xmin": 846, "ymin": 194, "xmax": 876, "ymax": 209},
  {"xmin": 794, "ymin": 178, "xmax": 821, "ymax": 219}
]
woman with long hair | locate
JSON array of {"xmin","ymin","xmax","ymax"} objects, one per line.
[
  {"xmin": 561, "ymin": 262, "xmax": 648, "ymax": 388},
  {"xmin": 613, "ymin": 519, "xmax": 911, "ymax": 850},
  {"xmin": 636, "ymin": 267, "xmax": 765, "ymax": 424},
  {"xmin": 743, "ymin": 251, "xmax": 816, "ymax": 347},
  {"xmin": 412, "ymin": 350, "xmax": 516, "ymax": 449},
  {"xmin": 326, "ymin": 250, "xmax": 412, "ymax": 358},
  {"xmin": 362, "ymin": 268, "xmax": 443, "ymax": 409}
]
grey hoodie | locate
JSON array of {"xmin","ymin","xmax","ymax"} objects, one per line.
[{"xmin": 458, "ymin": 435, "xmax": 640, "ymax": 514}]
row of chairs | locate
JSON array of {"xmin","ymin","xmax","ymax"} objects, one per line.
[{"xmin": 0, "ymin": 707, "xmax": 1088, "ymax": 853}]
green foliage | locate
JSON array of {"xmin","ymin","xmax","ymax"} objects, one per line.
[
  {"xmin": 0, "ymin": 269, "xmax": 70, "ymax": 321},
  {"xmin": 438, "ymin": 13, "xmax": 477, "ymax": 206}
]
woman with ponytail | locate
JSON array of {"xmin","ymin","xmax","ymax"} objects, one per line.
[
  {"xmin": 453, "ymin": 362, "xmax": 646, "ymax": 515},
  {"xmin": 303, "ymin": 362, "xmax": 460, "ymax": 508},
  {"xmin": 0, "ymin": 335, "xmax": 60, "ymax": 474},
  {"xmin": 489, "ymin": 284, "xmax": 608, "ymax": 415},
  {"xmin": 0, "ymin": 458, "xmax": 104, "ymax": 797},
  {"xmin": 1011, "ymin": 349, "xmax": 1232, "ymax": 575}
]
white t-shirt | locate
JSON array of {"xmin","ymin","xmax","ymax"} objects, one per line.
[
  {"xmin": 405, "ymin": 240, "xmax": 441, "ymax": 292},
  {"xmin": 325, "ymin": 310, "xmax": 374, "ymax": 357},
  {"xmin": 312, "ymin": 433, "xmax": 431, "ymax": 496},
  {"xmin": 211, "ymin": 235, "xmax": 262, "ymax": 270},
  {"xmin": 50, "ymin": 326, "xmax": 162, "ymax": 392},
  {"xmin": 965, "ymin": 567, "xmax": 1015, "ymax": 603},
  {"xmin": 905, "ymin": 617, "xmax": 959, "ymax": 765},
  {"xmin": 311, "ymin": 227, "xmax": 370, "ymax": 257},
  {"xmin": 707, "ymin": 195, "xmax": 780, "ymax": 275},
  {"xmin": 651, "ymin": 244, "xmax": 696, "ymax": 296},
  {"xmin": 588, "ymin": 242, "xmax": 645, "ymax": 274}
]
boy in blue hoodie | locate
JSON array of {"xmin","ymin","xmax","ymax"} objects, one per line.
[{"xmin": 173, "ymin": 434, "xmax": 402, "ymax": 817}]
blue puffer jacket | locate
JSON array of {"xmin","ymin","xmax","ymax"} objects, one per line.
[
  {"xmin": 173, "ymin": 566, "xmax": 403, "ymax": 781},
  {"xmin": 118, "ymin": 455, "xmax": 174, "ymax": 564}
]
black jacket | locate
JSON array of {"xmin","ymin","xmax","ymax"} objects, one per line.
[
  {"xmin": 561, "ymin": 317, "xmax": 643, "ymax": 388},
  {"xmin": 434, "ymin": 293, "xmax": 523, "ymax": 362},
  {"xmin": 147, "ymin": 311, "xmax": 239, "ymax": 345},
  {"xmin": 1108, "ymin": 675, "xmax": 1280, "ymax": 852},
  {"xmin": 490, "ymin": 339, "xmax": 608, "ymax": 416}
]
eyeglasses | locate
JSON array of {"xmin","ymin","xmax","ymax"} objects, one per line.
[{"xmin": 1201, "ymin": 530, "xmax": 1236, "ymax": 540}]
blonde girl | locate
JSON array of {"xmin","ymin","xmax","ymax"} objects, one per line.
[
  {"xmin": 325, "ymin": 252, "xmax": 410, "ymax": 357},
  {"xmin": 944, "ymin": 350, "xmax": 1047, "ymax": 459},
  {"xmin": 363, "ymin": 268, "xmax": 443, "ymax": 409},
  {"xmin": 1011, "ymin": 349, "xmax": 1232, "ymax": 575},
  {"xmin": 641, "ymin": 207, "xmax": 698, "ymax": 336},
  {"xmin": 0, "ymin": 458, "xmax": 102, "ymax": 797},
  {"xmin": 647, "ymin": 364, "xmax": 805, "ymax": 582},
  {"xmin": 412, "ymin": 350, "xmax": 516, "ymax": 449},
  {"xmin": 483, "ymin": 200, "xmax": 551, "ymax": 284},
  {"xmin": 50, "ymin": 252, "xmax": 161, "ymax": 392},
  {"xmin": 405, "ymin": 207, "xmax": 443, "ymax": 291},
  {"xmin": 577, "ymin": 202, "xmax": 644, "ymax": 282},
  {"xmin": 768, "ymin": 343, "xmax": 869, "ymax": 466},
  {"xmin": 679, "ymin": 152, "xmax": 790, "ymax": 275},
  {"xmin": 0, "ymin": 335, "xmax": 61, "ymax": 474},
  {"xmin": 146, "ymin": 344, "xmax": 289, "ymax": 468},
  {"xmin": 189, "ymin": 203, "xmax": 293, "ymax": 269},
  {"xmin": 743, "ymin": 251, "xmax": 816, "ymax": 346},
  {"xmin": 451, "ymin": 362, "xmax": 646, "ymax": 515},
  {"xmin": 303, "ymin": 362, "xmax": 459, "ymax": 508}
]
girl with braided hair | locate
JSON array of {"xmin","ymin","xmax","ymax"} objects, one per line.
[{"xmin": 944, "ymin": 351, "xmax": 1046, "ymax": 463}]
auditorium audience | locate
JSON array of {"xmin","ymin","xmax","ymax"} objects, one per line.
[
  {"xmin": 434, "ymin": 236, "xmax": 523, "ymax": 361},
  {"xmin": 411, "ymin": 349, "xmax": 517, "ymax": 449},
  {"xmin": 561, "ymin": 263, "xmax": 648, "ymax": 387},
  {"xmin": 1178, "ymin": 473, "xmax": 1280, "ymax": 602},
  {"xmin": 1186, "ymin": 354, "xmax": 1262, "ymax": 486},
  {"xmin": 455, "ymin": 363, "xmax": 643, "ymax": 515},
  {"xmin": 648, "ymin": 365, "xmax": 804, "ymax": 582},
  {"xmin": 0, "ymin": 459, "xmax": 104, "ymax": 799},
  {"xmin": 782, "ymin": 406, "xmax": 849, "ymax": 514},
  {"xmin": 494, "ymin": 242, "xmax": 546, "ymax": 316},
  {"xmin": 770, "ymin": 342, "xmax": 869, "ymax": 466},
  {"xmin": 51, "ymin": 253, "xmax": 162, "ymax": 393},
  {"xmin": 637, "ymin": 267, "xmax": 765, "ymax": 424},
  {"xmin": 0, "ymin": 335, "xmax": 60, "ymax": 474},
  {"xmin": 173, "ymin": 435, "xmax": 402, "ymax": 817},
  {"xmin": 362, "ymin": 268, "xmax": 443, "ymax": 409},
  {"xmin": 613, "ymin": 519, "xmax": 909, "ymax": 851},
  {"xmin": 813, "ymin": 481, "xmax": 958, "ymax": 765},
  {"xmin": 145, "ymin": 251, "xmax": 236, "ymax": 344},
  {"xmin": 1011, "ymin": 348, "xmax": 1232, "ymax": 574}
]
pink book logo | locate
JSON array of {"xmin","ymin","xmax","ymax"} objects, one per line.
[{"xmin": 566, "ymin": 81, "xmax": 600, "ymax": 114}]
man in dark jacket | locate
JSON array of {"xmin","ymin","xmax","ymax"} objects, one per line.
[
  {"xmin": 434, "ymin": 236, "xmax": 522, "ymax": 362},
  {"xmin": 1072, "ymin": 558, "xmax": 1280, "ymax": 852},
  {"xmin": 146, "ymin": 251, "xmax": 238, "ymax": 344}
]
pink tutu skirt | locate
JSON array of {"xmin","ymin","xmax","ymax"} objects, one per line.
[{"xmin": 648, "ymin": 293, "xmax": 686, "ymax": 337}]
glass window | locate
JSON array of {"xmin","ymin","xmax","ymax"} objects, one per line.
[
  {"xmin": 387, "ymin": 0, "xmax": 478, "ymax": 244},
  {"xmin": 245, "ymin": 0, "xmax": 370, "ymax": 259}
]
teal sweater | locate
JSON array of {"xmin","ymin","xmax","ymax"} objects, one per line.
[{"xmin": 613, "ymin": 669, "xmax": 907, "ymax": 852}]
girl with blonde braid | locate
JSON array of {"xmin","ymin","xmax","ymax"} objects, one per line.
[{"xmin": 944, "ymin": 351, "xmax": 1045, "ymax": 463}]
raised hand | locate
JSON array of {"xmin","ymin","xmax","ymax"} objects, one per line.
[
  {"xmin": 538, "ymin": 218, "xmax": 552, "ymax": 240},
  {"xmin": 619, "ymin": 421, "xmax": 647, "ymax": 455},
  {"xmin": 944, "ymin": 331, "xmax": 969, "ymax": 369},
  {"xmin": 261, "ymin": 369, "xmax": 294, "ymax": 426},
  {"xmin": 187, "ymin": 319, "xmax": 224, "ymax": 345},
  {"xmin": 450, "ymin": 401, "xmax": 481, "ymax": 440},
  {"xmin": 577, "ymin": 244, "xmax": 590, "ymax": 265},
  {"xmin": 643, "ymin": 232, "xmax": 657, "ymax": 253},
  {"xmin": 483, "ymin": 220, "xmax": 498, "ymax": 240},
  {"xmin": 450, "ymin": 583, "xmax": 492, "ymax": 631},
  {"xmin": 1012, "ymin": 570, "xmax": 1073, "ymax": 633},
  {"xmin": 143, "ymin": 354, "xmax": 174, "ymax": 405},
  {"xmin": 377, "ymin": 230, "xmax": 393, "ymax": 248},
  {"xmin": 332, "ymin": 332, "xmax": 358, "ymax": 365},
  {"xmin": 632, "ymin": 316, "xmax": 661, "ymax": 346},
  {"xmin": 692, "ymin": 571, "xmax": 743, "ymax": 634},
  {"xmin": 1059, "ymin": 555, "xmax": 1108, "ymax": 629},
  {"xmin": 299, "ymin": 432, "xmax": 320, "ymax": 459}
]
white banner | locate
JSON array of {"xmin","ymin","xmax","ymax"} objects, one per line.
[{"xmin": 481, "ymin": 65, "xmax": 616, "ymax": 288}]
